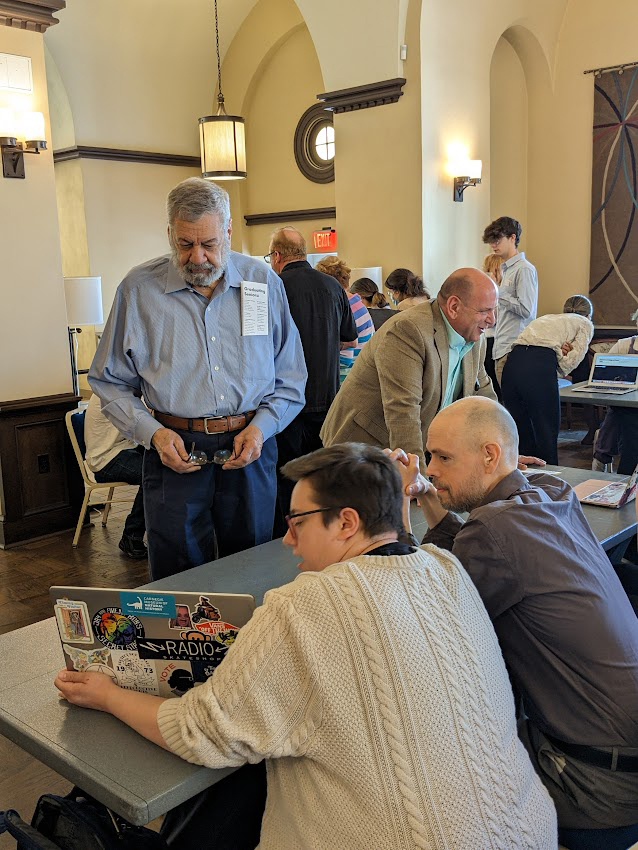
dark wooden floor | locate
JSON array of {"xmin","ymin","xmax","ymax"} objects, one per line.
[{"xmin": 0, "ymin": 426, "xmax": 595, "ymax": 842}]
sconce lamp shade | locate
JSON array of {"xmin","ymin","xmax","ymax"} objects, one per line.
[
  {"xmin": 199, "ymin": 114, "xmax": 246, "ymax": 180},
  {"xmin": 22, "ymin": 111, "xmax": 46, "ymax": 144},
  {"xmin": 64, "ymin": 277, "xmax": 103, "ymax": 326}
]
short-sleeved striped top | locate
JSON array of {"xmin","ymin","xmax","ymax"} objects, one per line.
[{"xmin": 339, "ymin": 293, "xmax": 375, "ymax": 383}]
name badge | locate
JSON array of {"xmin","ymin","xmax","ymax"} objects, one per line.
[{"xmin": 241, "ymin": 280, "xmax": 269, "ymax": 336}]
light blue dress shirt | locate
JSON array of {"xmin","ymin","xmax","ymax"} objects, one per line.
[
  {"xmin": 440, "ymin": 312, "xmax": 474, "ymax": 409},
  {"xmin": 493, "ymin": 251, "xmax": 538, "ymax": 360},
  {"xmin": 89, "ymin": 251, "xmax": 307, "ymax": 448}
]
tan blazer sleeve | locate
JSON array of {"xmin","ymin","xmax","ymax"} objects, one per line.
[{"xmin": 376, "ymin": 319, "xmax": 429, "ymax": 469}]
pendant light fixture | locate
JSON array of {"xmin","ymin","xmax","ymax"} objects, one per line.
[{"xmin": 198, "ymin": 0, "xmax": 247, "ymax": 180}]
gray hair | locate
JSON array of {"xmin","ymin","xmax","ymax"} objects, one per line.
[
  {"xmin": 563, "ymin": 294, "xmax": 593, "ymax": 319},
  {"xmin": 166, "ymin": 178, "xmax": 231, "ymax": 229}
]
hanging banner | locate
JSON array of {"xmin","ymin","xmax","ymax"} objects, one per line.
[{"xmin": 589, "ymin": 67, "xmax": 638, "ymax": 324}]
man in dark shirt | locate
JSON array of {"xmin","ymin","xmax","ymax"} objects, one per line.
[
  {"xmin": 391, "ymin": 396, "xmax": 638, "ymax": 847},
  {"xmin": 268, "ymin": 227, "xmax": 356, "ymax": 531}
]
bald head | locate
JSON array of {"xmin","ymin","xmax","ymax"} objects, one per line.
[
  {"xmin": 270, "ymin": 227, "xmax": 306, "ymax": 260},
  {"xmin": 426, "ymin": 398, "xmax": 518, "ymax": 512},
  {"xmin": 435, "ymin": 398, "xmax": 519, "ymax": 465},
  {"xmin": 436, "ymin": 268, "xmax": 498, "ymax": 342}
]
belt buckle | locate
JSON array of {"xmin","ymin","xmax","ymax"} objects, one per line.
[{"xmin": 203, "ymin": 416, "xmax": 225, "ymax": 435}]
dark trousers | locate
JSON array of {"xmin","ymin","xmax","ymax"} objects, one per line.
[
  {"xmin": 484, "ymin": 336, "xmax": 501, "ymax": 401},
  {"xmin": 501, "ymin": 345, "xmax": 560, "ymax": 464},
  {"xmin": 273, "ymin": 410, "xmax": 326, "ymax": 537},
  {"xmin": 160, "ymin": 762, "xmax": 267, "ymax": 849},
  {"xmin": 143, "ymin": 429, "xmax": 277, "ymax": 580},
  {"xmin": 614, "ymin": 407, "xmax": 638, "ymax": 475},
  {"xmin": 94, "ymin": 447, "xmax": 145, "ymax": 540},
  {"xmin": 559, "ymin": 823, "xmax": 638, "ymax": 850}
]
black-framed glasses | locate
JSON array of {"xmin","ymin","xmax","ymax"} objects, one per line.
[
  {"xmin": 263, "ymin": 250, "xmax": 278, "ymax": 263},
  {"xmin": 285, "ymin": 507, "xmax": 343, "ymax": 539}
]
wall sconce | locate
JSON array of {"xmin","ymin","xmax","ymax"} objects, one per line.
[
  {"xmin": 445, "ymin": 143, "xmax": 482, "ymax": 202},
  {"xmin": 0, "ymin": 108, "xmax": 47, "ymax": 179}
]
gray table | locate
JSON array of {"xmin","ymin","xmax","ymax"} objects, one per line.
[
  {"xmin": 560, "ymin": 382, "xmax": 638, "ymax": 408},
  {"xmin": 0, "ymin": 466, "xmax": 635, "ymax": 824}
]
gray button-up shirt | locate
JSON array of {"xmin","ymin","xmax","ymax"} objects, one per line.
[
  {"xmin": 89, "ymin": 251, "xmax": 307, "ymax": 448},
  {"xmin": 422, "ymin": 469, "xmax": 638, "ymax": 746},
  {"xmin": 493, "ymin": 252, "xmax": 538, "ymax": 360}
]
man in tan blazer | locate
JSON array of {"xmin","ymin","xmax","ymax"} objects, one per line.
[{"xmin": 321, "ymin": 268, "xmax": 498, "ymax": 471}]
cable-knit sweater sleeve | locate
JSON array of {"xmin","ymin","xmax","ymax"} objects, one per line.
[{"xmin": 156, "ymin": 589, "xmax": 323, "ymax": 768}]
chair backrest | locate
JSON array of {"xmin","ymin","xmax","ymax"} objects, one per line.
[{"xmin": 65, "ymin": 409, "xmax": 91, "ymax": 485}]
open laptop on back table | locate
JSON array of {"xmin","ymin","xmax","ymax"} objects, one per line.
[
  {"xmin": 571, "ymin": 353, "xmax": 638, "ymax": 395},
  {"xmin": 50, "ymin": 586, "xmax": 255, "ymax": 697}
]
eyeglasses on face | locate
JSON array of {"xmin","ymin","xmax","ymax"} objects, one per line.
[
  {"xmin": 285, "ymin": 506, "xmax": 343, "ymax": 539},
  {"xmin": 263, "ymin": 250, "xmax": 278, "ymax": 263}
]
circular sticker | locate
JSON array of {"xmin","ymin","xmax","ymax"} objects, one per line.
[{"xmin": 92, "ymin": 607, "xmax": 144, "ymax": 650}]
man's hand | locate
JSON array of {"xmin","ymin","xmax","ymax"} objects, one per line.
[
  {"xmin": 54, "ymin": 669, "xmax": 119, "ymax": 713},
  {"xmin": 517, "ymin": 455, "xmax": 547, "ymax": 470},
  {"xmin": 561, "ymin": 341, "xmax": 573, "ymax": 357},
  {"xmin": 223, "ymin": 424, "xmax": 264, "ymax": 470},
  {"xmin": 151, "ymin": 427, "xmax": 200, "ymax": 474},
  {"xmin": 384, "ymin": 448, "xmax": 430, "ymax": 497}
]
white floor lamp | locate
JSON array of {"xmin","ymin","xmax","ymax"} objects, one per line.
[{"xmin": 63, "ymin": 277, "xmax": 103, "ymax": 397}]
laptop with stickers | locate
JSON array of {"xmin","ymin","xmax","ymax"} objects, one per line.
[
  {"xmin": 572, "ymin": 464, "xmax": 638, "ymax": 508},
  {"xmin": 571, "ymin": 352, "xmax": 638, "ymax": 395},
  {"xmin": 50, "ymin": 586, "xmax": 255, "ymax": 697}
]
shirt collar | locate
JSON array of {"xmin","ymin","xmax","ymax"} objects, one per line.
[
  {"xmin": 477, "ymin": 468, "xmax": 529, "ymax": 508},
  {"xmin": 440, "ymin": 309, "xmax": 474, "ymax": 352},
  {"xmin": 501, "ymin": 251, "xmax": 526, "ymax": 271},
  {"xmin": 164, "ymin": 251, "xmax": 241, "ymax": 295}
]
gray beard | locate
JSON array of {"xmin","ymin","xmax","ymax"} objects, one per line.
[{"xmin": 171, "ymin": 241, "xmax": 231, "ymax": 290}]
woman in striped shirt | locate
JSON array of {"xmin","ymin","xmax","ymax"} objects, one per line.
[{"xmin": 316, "ymin": 256, "xmax": 375, "ymax": 383}]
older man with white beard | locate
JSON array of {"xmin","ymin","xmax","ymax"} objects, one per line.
[{"xmin": 89, "ymin": 178, "xmax": 306, "ymax": 579}]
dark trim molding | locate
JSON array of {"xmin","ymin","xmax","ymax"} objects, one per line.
[
  {"xmin": 53, "ymin": 146, "xmax": 201, "ymax": 168},
  {"xmin": 0, "ymin": 392, "xmax": 79, "ymax": 412},
  {"xmin": 244, "ymin": 207, "xmax": 336, "ymax": 227},
  {"xmin": 0, "ymin": 0, "xmax": 65, "ymax": 31},
  {"xmin": 317, "ymin": 78, "xmax": 406, "ymax": 113}
]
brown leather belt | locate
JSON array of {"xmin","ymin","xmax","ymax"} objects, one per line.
[{"xmin": 154, "ymin": 410, "xmax": 256, "ymax": 434}]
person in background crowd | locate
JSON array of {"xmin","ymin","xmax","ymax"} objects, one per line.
[
  {"xmin": 482, "ymin": 216, "xmax": 538, "ymax": 386},
  {"xmin": 481, "ymin": 253, "xmax": 502, "ymax": 399},
  {"xmin": 316, "ymin": 255, "xmax": 374, "ymax": 383},
  {"xmin": 594, "ymin": 308, "xmax": 638, "ymax": 475},
  {"xmin": 349, "ymin": 276, "xmax": 395, "ymax": 330},
  {"xmin": 384, "ymin": 267, "xmax": 430, "ymax": 311},
  {"xmin": 84, "ymin": 392, "xmax": 147, "ymax": 559},
  {"xmin": 322, "ymin": 268, "xmax": 499, "ymax": 472},
  {"xmin": 394, "ymin": 396, "xmax": 638, "ymax": 850},
  {"xmin": 55, "ymin": 443, "xmax": 557, "ymax": 850},
  {"xmin": 89, "ymin": 177, "xmax": 306, "ymax": 580},
  {"xmin": 500, "ymin": 295, "xmax": 594, "ymax": 464},
  {"xmin": 267, "ymin": 227, "xmax": 356, "ymax": 533}
]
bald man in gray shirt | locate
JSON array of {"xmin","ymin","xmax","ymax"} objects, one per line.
[{"xmin": 391, "ymin": 397, "xmax": 638, "ymax": 848}]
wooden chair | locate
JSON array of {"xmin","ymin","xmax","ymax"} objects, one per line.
[{"xmin": 64, "ymin": 409, "xmax": 132, "ymax": 548}]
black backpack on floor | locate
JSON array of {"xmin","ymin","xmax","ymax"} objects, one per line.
[{"xmin": 0, "ymin": 787, "xmax": 168, "ymax": 849}]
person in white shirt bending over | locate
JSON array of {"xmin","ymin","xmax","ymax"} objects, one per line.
[
  {"xmin": 54, "ymin": 442, "xmax": 557, "ymax": 850},
  {"xmin": 500, "ymin": 295, "xmax": 594, "ymax": 465}
]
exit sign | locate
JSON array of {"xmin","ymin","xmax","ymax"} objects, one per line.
[{"xmin": 313, "ymin": 228, "xmax": 337, "ymax": 252}]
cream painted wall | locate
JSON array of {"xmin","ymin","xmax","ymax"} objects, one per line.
[
  {"xmin": 79, "ymin": 159, "xmax": 200, "ymax": 317},
  {"xmin": 490, "ymin": 38, "xmax": 528, "ymax": 236},
  {"xmin": 0, "ymin": 27, "xmax": 70, "ymax": 401},
  {"xmin": 525, "ymin": 0, "xmax": 638, "ymax": 315},
  {"xmin": 242, "ymin": 24, "xmax": 334, "ymax": 256},
  {"xmin": 419, "ymin": 0, "xmax": 569, "ymax": 295}
]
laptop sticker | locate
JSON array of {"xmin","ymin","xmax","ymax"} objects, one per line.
[
  {"xmin": 92, "ymin": 608, "xmax": 144, "ymax": 651},
  {"xmin": 110, "ymin": 649, "xmax": 159, "ymax": 694},
  {"xmin": 63, "ymin": 645, "xmax": 116, "ymax": 679},
  {"xmin": 120, "ymin": 591, "xmax": 177, "ymax": 620},
  {"xmin": 191, "ymin": 596, "xmax": 222, "ymax": 624},
  {"xmin": 54, "ymin": 600, "xmax": 92, "ymax": 644},
  {"xmin": 168, "ymin": 604, "xmax": 194, "ymax": 630}
]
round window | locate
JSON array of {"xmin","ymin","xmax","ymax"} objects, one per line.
[{"xmin": 294, "ymin": 104, "xmax": 335, "ymax": 184}]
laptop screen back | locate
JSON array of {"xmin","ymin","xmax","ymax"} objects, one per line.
[{"xmin": 590, "ymin": 354, "xmax": 638, "ymax": 387}]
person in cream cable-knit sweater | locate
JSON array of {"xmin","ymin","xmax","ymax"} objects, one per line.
[{"xmin": 55, "ymin": 444, "xmax": 557, "ymax": 850}]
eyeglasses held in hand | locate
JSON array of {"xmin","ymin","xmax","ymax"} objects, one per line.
[{"xmin": 188, "ymin": 443, "xmax": 233, "ymax": 466}]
